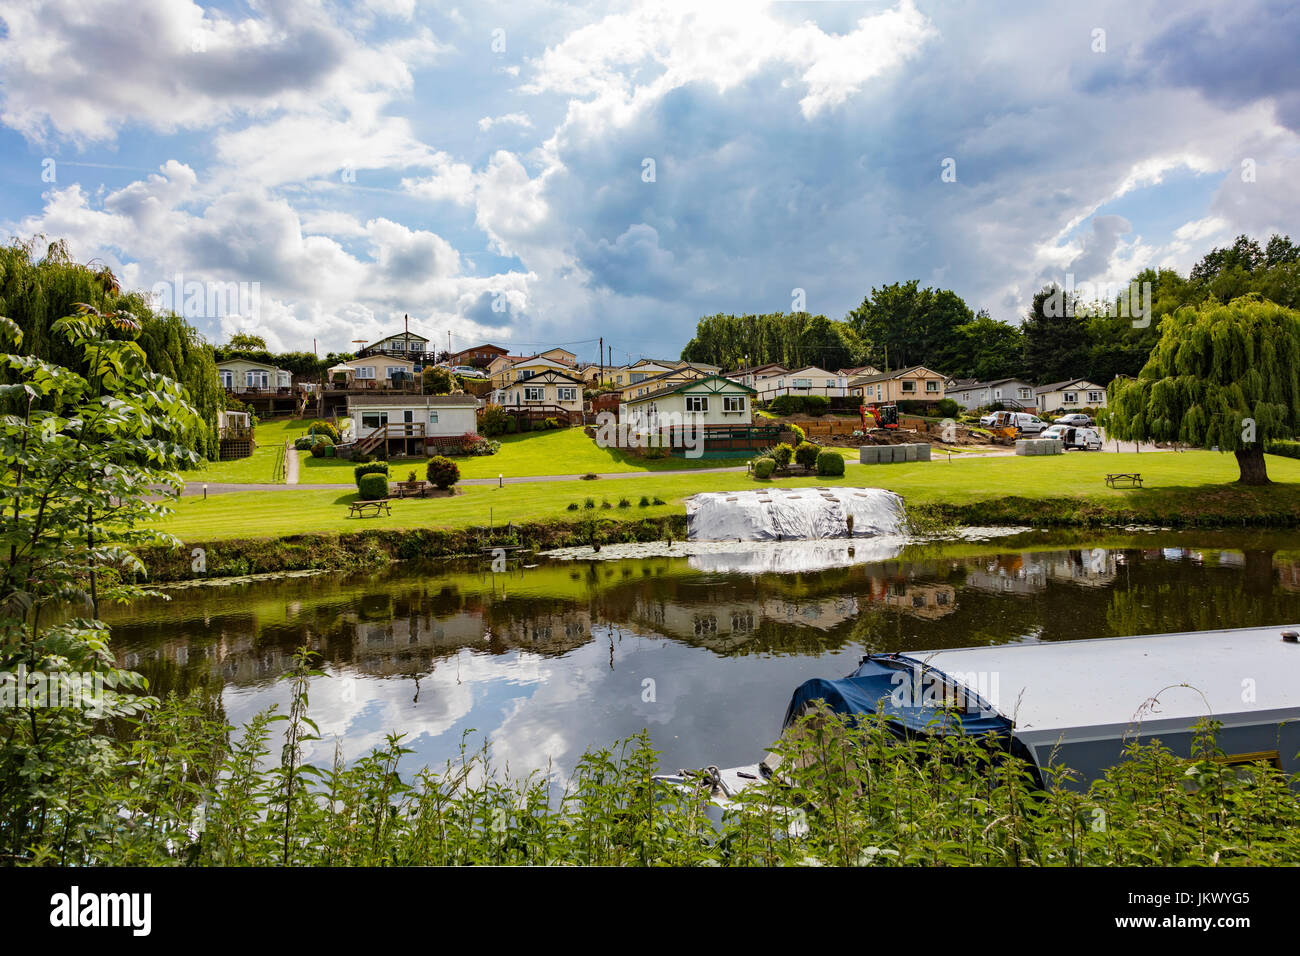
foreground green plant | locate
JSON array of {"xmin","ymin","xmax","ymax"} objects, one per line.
[{"xmin": 10, "ymin": 672, "xmax": 1299, "ymax": 866}]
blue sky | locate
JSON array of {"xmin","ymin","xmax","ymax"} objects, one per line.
[{"xmin": 1, "ymin": 0, "xmax": 1297, "ymax": 364}]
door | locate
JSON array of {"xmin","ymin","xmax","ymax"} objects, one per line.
[{"xmin": 403, "ymin": 409, "xmax": 414, "ymax": 436}]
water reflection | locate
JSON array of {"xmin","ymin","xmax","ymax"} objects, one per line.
[{"xmin": 103, "ymin": 533, "xmax": 1300, "ymax": 776}]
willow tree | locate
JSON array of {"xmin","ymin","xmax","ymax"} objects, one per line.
[
  {"xmin": 1103, "ymin": 295, "xmax": 1300, "ymax": 484},
  {"xmin": 0, "ymin": 237, "xmax": 220, "ymax": 458}
]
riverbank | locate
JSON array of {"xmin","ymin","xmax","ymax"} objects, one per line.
[{"xmin": 135, "ymin": 450, "xmax": 1300, "ymax": 581}]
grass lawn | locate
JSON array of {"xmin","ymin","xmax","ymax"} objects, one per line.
[
  {"xmin": 192, "ymin": 417, "xmax": 317, "ymax": 484},
  {"xmin": 297, "ymin": 426, "xmax": 740, "ymax": 483},
  {"xmin": 159, "ymin": 450, "xmax": 1300, "ymax": 542}
]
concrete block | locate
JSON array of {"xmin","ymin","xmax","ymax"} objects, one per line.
[
  {"xmin": 859, "ymin": 445, "xmax": 879, "ymax": 464},
  {"xmin": 915, "ymin": 444, "xmax": 931, "ymax": 461},
  {"xmin": 1015, "ymin": 440, "xmax": 1030, "ymax": 455},
  {"xmin": 902, "ymin": 443, "xmax": 918, "ymax": 461}
]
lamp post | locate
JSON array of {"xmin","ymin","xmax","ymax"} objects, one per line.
[{"xmin": 498, "ymin": 473, "xmax": 503, "ymax": 488}]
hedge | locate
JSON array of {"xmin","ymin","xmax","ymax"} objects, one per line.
[
  {"xmin": 357, "ymin": 473, "xmax": 388, "ymax": 499},
  {"xmin": 794, "ymin": 441, "xmax": 821, "ymax": 470},
  {"xmin": 307, "ymin": 420, "xmax": 341, "ymax": 442},
  {"xmin": 426, "ymin": 455, "xmax": 461, "ymax": 489},
  {"xmin": 354, "ymin": 462, "xmax": 390, "ymax": 484},
  {"xmin": 816, "ymin": 449, "xmax": 845, "ymax": 476}
]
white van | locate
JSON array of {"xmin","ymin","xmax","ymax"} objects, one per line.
[
  {"xmin": 1041, "ymin": 424, "xmax": 1103, "ymax": 450},
  {"xmin": 982, "ymin": 410, "xmax": 1048, "ymax": 435}
]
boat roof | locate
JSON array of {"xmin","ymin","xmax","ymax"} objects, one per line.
[{"xmin": 901, "ymin": 624, "xmax": 1300, "ymax": 735}]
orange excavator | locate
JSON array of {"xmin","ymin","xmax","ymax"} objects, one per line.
[{"xmin": 860, "ymin": 403, "xmax": 899, "ymax": 430}]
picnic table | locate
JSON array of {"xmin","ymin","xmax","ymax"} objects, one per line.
[
  {"xmin": 348, "ymin": 498, "xmax": 392, "ymax": 518},
  {"xmin": 1105, "ymin": 472, "xmax": 1143, "ymax": 488}
]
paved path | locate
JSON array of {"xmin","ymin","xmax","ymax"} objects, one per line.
[
  {"xmin": 182, "ymin": 441, "xmax": 1176, "ymax": 497},
  {"xmin": 284, "ymin": 440, "xmax": 299, "ymax": 484}
]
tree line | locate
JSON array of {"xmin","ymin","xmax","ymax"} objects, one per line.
[{"xmin": 679, "ymin": 233, "xmax": 1300, "ymax": 386}]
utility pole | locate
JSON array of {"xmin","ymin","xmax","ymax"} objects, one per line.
[{"xmin": 599, "ymin": 336, "xmax": 604, "ymax": 385}]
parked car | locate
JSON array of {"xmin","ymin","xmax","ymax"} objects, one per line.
[
  {"xmin": 1055, "ymin": 412, "xmax": 1093, "ymax": 427},
  {"xmin": 453, "ymin": 366, "xmax": 488, "ymax": 378},
  {"xmin": 1041, "ymin": 424, "xmax": 1103, "ymax": 450}
]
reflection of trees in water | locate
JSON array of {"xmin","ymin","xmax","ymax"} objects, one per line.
[
  {"xmin": 1105, "ymin": 551, "xmax": 1295, "ymax": 637},
  {"xmin": 111, "ymin": 546, "xmax": 1300, "ymax": 697}
]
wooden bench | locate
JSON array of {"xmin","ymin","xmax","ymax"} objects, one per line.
[
  {"xmin": 391, "ymin": 481, "xmax": 430, "ymax": 499},
  {"xmin": 1105, "ymin": 473, "xmax": 1143, "ymax": 488},
  {"xmin": 348, "ymin": 499, "xmax": 392, "ymax": 518}
]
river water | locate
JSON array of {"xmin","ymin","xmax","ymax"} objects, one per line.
[{"xmin": 103, "ymin": 530, "xmax": 1300, "ymax": 778}]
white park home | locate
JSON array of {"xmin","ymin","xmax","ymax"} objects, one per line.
[
  {"xmin": 1035, "ymin": 379, "xmax": 1108, "ymax": 414},
  {"xmin": 620, "ymin": 375, "xmax": 756, "ymax": 429},
  {"xmin": 763, "ymin": 366, "xmax": 849, "ymax": 400},
  {"xmin": 950, "ymin": 378, "xmax": 1039, "ymax": 412},
  {"xmin": 346, "ymin": 393, "xmax": 479, "ymax": 435},
  {"xmin": 217, "ymin": 358, "xmax": 292, "ymax": 393}
]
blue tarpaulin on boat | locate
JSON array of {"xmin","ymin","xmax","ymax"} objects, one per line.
[{"xmin": 782, "ymin": 654, "xmax": 1013, "ymax": 739}]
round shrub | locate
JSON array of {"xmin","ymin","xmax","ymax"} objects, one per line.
[
  {"xmin": 753, "ymin": 457, "xmax": 776, "ymax": 479},
  {"xmin": 308, "ymin": 420, "xmax": 340, "ymax": 442},
  {"xmin": 357, "ymin": 473, "xmax": 389, "ymax": 500},
  {"xmin": 936, "ymin": 398, "xmax": 959, "ymax": 418},
  {"xmin": 309, "ymin": 440, "xmax": 333, "ymax": 458},
  {"xmin": 426, "ymin": 455, "xmax": 460, "ymax": 489},
  {"xmin": 293, "ymin": 436, "xmax": 315, "ymax": 450},
  {"xmin": 788, "ymin": 423, "xmax": 806, "ymax": 445},
  {"xmin": 816, "ymin": 449, "xmax": 845, "ymax": 477},
  {"xmin": 479, "ymin": 403, "xmax": 510, "ymax": 437},
  {"xmin": 794, "ymin": 441, "xmax": 821, "ymax": 470},
  {"xmin": 354, "ymin": 462, "xmax": 390, "ymax": 484},
  {"xmin": 770, "ymin": 442, "xmax": 794, "ymax": 468}
]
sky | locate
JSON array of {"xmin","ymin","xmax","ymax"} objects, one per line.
[{"xmin": 1, "ymin": 0, "xmax": 1297, "ymax": 365}]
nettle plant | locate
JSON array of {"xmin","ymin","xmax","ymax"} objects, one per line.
[{"xmin": 0, "ymin": 305, "xmax": 203, "ymax": 862}]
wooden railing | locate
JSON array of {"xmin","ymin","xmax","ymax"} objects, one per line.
[{"xmin": 357, "ymin": 422, "xmax": 427, "ymax": 454}]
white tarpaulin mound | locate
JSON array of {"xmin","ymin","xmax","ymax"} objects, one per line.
[
  {"xmin": 686, "ymin": 538, "xmax": 906, "ymax": 573},
  {"xmin": 685, "ymin": 487, "xmax": 906, "ymax": 541}
]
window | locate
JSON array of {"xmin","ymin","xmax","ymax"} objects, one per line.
[
  {"xmin": 245, "ymin": 370, "xmax": 269, "ymax": 389},
  {"xmin": 994, "ymin": 388, "xmax": 1002, "ymax": 399},
  {"xmin": 1064, "ymin": 392, "xmax": 1078, "ymax": 404},
  {"xmin": 926, "ymin": 380, "xmax": 939, "ymax": 393},
  {"xmin": 1018, "ymin": 387, "xmax": 1031, "ymax": 400},
  {"xmin": 524, "ymin": 386, "xmax": 544, "ymax": 401},
  {"xmin": 724, "ymin": 395, "xmax": 744, "ymax": 412},
  {"xmin": 630, "ymin": 373, "xmax": 647, "ymax": 383},
  {"xmin": 686, "ymin": 396, "xmax": 709, "ymax": 412},
  {"xmin": 386, "ymin": 365, "xmax": 404, "ymax": 379},
  {"xmin": 794, "ymin": 378, "xmax": 811, "ymax": 388},
  {"xmin": 962, "ymin": 392, "xmax": 969, "ymax": 402},
  {"xmin": 901, "ymin": 380, "xmax": 916, "ymax": 393},
  {"xmin": 1087, "ymin": 391, "xmax": 1103, "ymax": 404},
  {"xmin": 558, "ymin": 387, "xmax": 576, "ymax": 402},
  {"xmin": 361, "ymin": 412, "xmax": 387, "ymax": 429},
  {"xmin": 428, "ymin": 411, "xmax": 439, "ymax": 424},
  {"xmin": 220, "ymin": 370, "xmax": 234, "ymax": 388},
  {"xmin": 392, "ymin": 341, "xmax": 405, "ymax": 350},
  {"xmin": 354, "ymin": 366, "xmax": 376, "ymax": 380},
  {"xmin": 517, "ymin": 369, "xmax": 535, "ymax": 381}
]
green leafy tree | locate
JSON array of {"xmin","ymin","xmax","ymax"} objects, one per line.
[
  {"xmin": 1102, "ymin": 295, "xmax": 1300, "ymax": 485},
  {"xmin": 423, "ymin": 366, "xmax": 456, "ymax": 394},
  {"xmin": 0, "ymin": 304, "xmax": 203, "ymax": 860},
  {"xmin": 846, "ymin": 280, "xmax": 973, "ymax": 372},
  {"xmin": 226, "ymin": 331, "xmax": 267, "ymax": 351},
  {"xmin": 0, "ymin": 238, "xmax": 221, "ymax": 459},
  {"xmin": 1021, "ymin": 285, "xmax": 1089, "ymax": 384},
  {"xmin": 946, "ymin": 311, "xmax": 1025, "ymax": 381}
]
